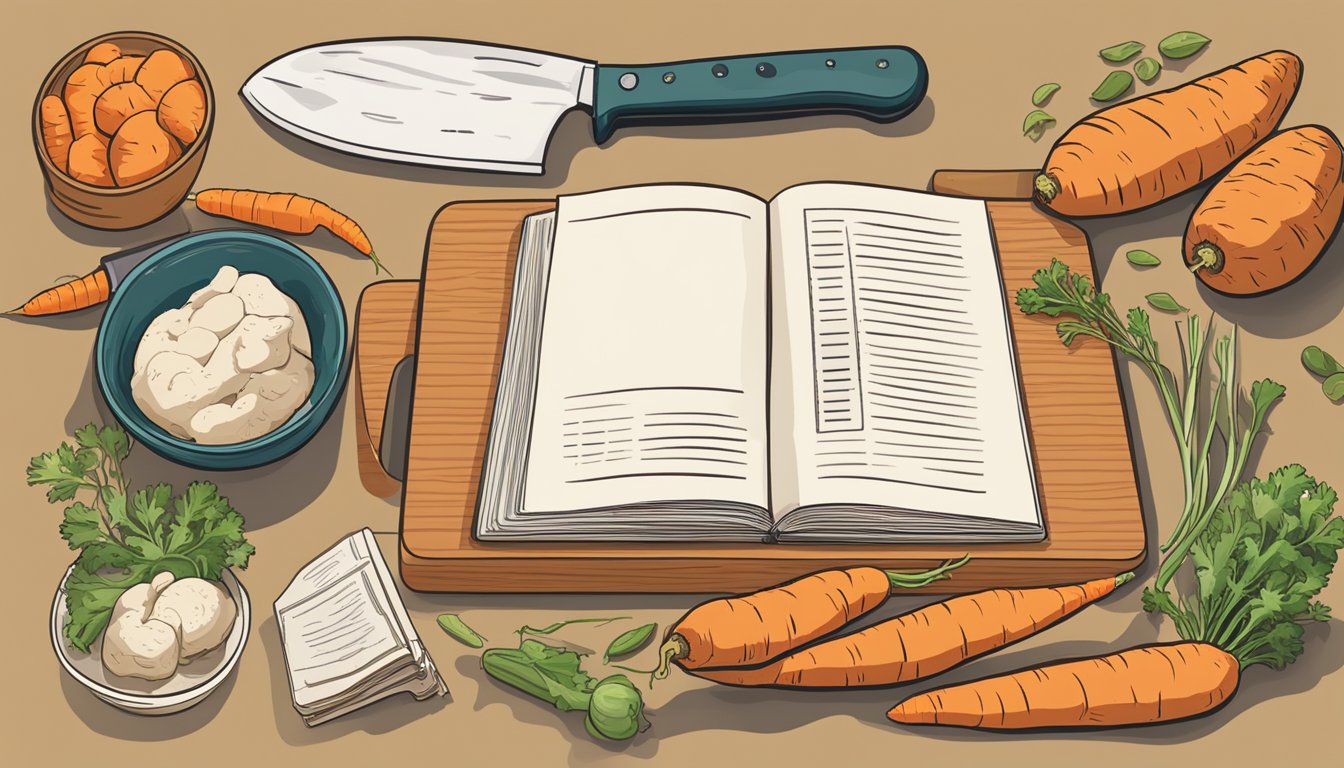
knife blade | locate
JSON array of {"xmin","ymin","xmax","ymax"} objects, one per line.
[{"xmin": 242, "ymin": 39, "xmax": 928, "ymax": 174}]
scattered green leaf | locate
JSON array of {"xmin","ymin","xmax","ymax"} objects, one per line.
[
  {"xmin": 1031, "ymin": 82, "xmax": 1061, "ymax": 106},
  {"xmin": 604, "ymin": 623, "xmax": 657, "ymax": 663},
  {"xmin": 517, "ymin": 616, "xmax": 630, "ymax": 637},
  {"xmin": 1145, "ymin": 292, "xmax": 1187, "ymax": 312},
  {"xmin": 1134, "ymin": 56, "xmax": 1162, "ymax": 82},
  {"xmin": 1023, "ymin": 109, "xmax": 1056, "ymax": 141},
  {"xmin": 27, "ymin": 424, "xmax": 254, "ymax": 652},
  {"xmin": 1091, "ymin": 70, "xmax": 1134, "ymax": 102},
  {"xmin": 1302, "ymin": 345, "xmax": 1343, "ymax": 378},
  {"xmin": 1126, "ymin": 249, "xmax": 1161, "ymax": 267},
  {"xmin": 438, "ymin": 613, "xmax": 486, "ymax": 648},
  {"xmin": 1099, "ymin": 41, "xmax": 1144, "ymax": 63},
  {"xmin": 1159, "ymin": 31, "xmax": 1212, "ymax": 59},
  {"xmin": 1325, "ymin": 373, "xmax": 1344, "ymax": 402}
]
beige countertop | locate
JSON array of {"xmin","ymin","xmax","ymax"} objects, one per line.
[{"xmin": 3, "ymin": 1, "xmax": 1340, "ymax": 765}]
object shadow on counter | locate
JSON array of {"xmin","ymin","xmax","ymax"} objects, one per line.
[
  {"xmin": 1075, "ymin": 188, "xmax": 1199, "ymax": 287},
  {"xmin": 615, "ymin": 95, "xmax": 936, "ymax": 144},
  {"xmin": 62, "ymin": 350, "xmax": 345, "ymax": 530},
  {"xmin": 259, "ymin": 617, "xmax": 450, "ymax": 745},
  {"xmin": 56, "ymin": 655, "xmax": 240, "ymax": 741},
  {"xmin": 44, "ymin": 200, "xmax": 192, "ymax": 249},
  {"xmin": 1197, "ymin": 234, "xmax": 1344, "ymax": 339}
]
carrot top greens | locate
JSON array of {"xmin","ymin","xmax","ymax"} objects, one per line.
[
  {"xmin": 1143, "ymin": 466, "xmax": 1342, "ymax": 668},
  {"xmin": 1016, "ymin": 260, "xmax": 1284, "ymax": 592}
]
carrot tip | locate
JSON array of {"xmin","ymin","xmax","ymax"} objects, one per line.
[
  {"xmin": 1115, "ymin": 571, "xmax": 1135, "ymax": 587},
  {"xmin": 1034, "ymin": 173, "xmax": 1060, "ymax": 204},
  {"xmin": 652, "ymin": 635, "xmax": 687, "ymax": 680}
]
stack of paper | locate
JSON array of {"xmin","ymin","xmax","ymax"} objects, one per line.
[{"xmin": 275, "ymin": 528, "xmax": 447, "ymax": 726}]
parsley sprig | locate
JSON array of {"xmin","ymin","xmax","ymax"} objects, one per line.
[
  {"xmin": 28, "ymin": 424, "xmax": 254, "ymax": 652},
  {"xmin": 1143, "ymin": 466, "xmax": 1342, "ymax": 668},
  {"xmin": 1016, "ymin": 259, "xmax": 1284, "ymax": 592}
]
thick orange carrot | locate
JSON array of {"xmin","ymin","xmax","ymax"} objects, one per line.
[
  {"xmin": 888, "ymin": 642, "xmax": 1239, "ymax": 729},
  {"xmin": 191, "ymin": 188, "xmax": 385, "ymax": 273},
  {"xmin": 1186, "ymin": 125, "xmax": 1343, "ymax": 295},
  {"xmin": 1036, "ymin": 51, "xmax": 1301, "ymax": 217},
  {"xmin": 40, "ymin": 95, "xmax": 74, "ymax": 172},
  {"xmin": 653, "ymin": 558, "xmax": 967, "ymax": 678},
  {"xmin": 690, "ymin": 573, "xmax": 1131, "ymax": 688},
  {"xmin": 8, "ymin": 269, "xmax": 110, "ymax": 316}
]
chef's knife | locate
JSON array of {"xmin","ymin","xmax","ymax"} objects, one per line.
[{"xmin": 241, "ymin": 39, "xmax": 928, "ymax": 174}]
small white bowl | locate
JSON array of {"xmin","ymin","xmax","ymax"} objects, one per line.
[{"xmin": 51, "ymin": 565, "xmax": 250, "ymax": 715}]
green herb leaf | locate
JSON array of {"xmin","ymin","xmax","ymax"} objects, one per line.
[
  {"xmin": 60, "ymin": 502, "xmax": 106, "ymax": 550},
  {"xmin": 1302, "ymin": 345, "xmax": 1343, "ymax": 378},
  {"xmin": 438, "ymin": 613, "xmax": 486, "ymax": 648},
  {"xmin": 1126, "ymin": 249, "xmax": 1161, "ymax": 267},
  {"xmin": 1091, "ymin": 71, "xmax": 1135, "ymax": 102},
  {"xmin": 1031, "ymin": 82, "xmax": 1060, "ymax": 106},
  {"xmin": 1022, "ymin": 109, "xmax": 1056, "ymax": 141},
  {"xmin": 1145, "ymin": 292, "xmax": 1187, "ymax": 312},
  {"xmin": 1159, "ymin": 31, "xmax": 1212, "ymax": 59},
  {"xmin": 26, "ymin": 443, "xmax": 97, "ymax": 503},
  {"xmin": 1324, "ymin": 373, "xmax": 1344, "ymax": 402},
  {"xmin": 604, "ymin": 623, "xmax": 656, "ymax": 663},
  {"xmin": 517, "ymin": 617, "xmax": 630, "ymax": 637},
  {"xmin": 1134, "ymin": 56, "xmax": 1162, "ymax": 82},
  {"xmin": 1099, "ymin": 41, "xmax": 1144, "ymax": 63},
  {"xmin": 483, "ymin": 642, "xmax": 596, "ymax": 712}
]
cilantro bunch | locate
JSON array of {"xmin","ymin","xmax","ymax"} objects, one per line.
[
  {"xmin": 1016, "ymin": 259, "xmax": 1284, "ymax": 592},
  {"xmin": 27, "ymin": 424, "xmax": 254, "ymax": 652},
  {"xmin": 1143, "ymin": 466, "xmax": 1343, "ymax": 668}
]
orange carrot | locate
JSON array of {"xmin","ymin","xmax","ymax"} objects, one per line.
[
  {"xmin": 1035, "ymin": 51, "xmax": 1301, "ymax": 217},
  {"xmin": 190, "ymin": 189, "xmax": 385, "ymax": 274},
  {"xmin": 39, "ymin": 95, "xmax": 74, "ymax": 172},
  {"xmin": 7, "ymin": 268, "xmax": 110, "ymax": 316},
  {"xmin": 652, "ymin": 558, "xmax": 968, "ymax": 678},
  {"xmin": 888, "ymin": 642, "xmax": 1239, "ymax": 729},
  {"xmin": 689, "ymin": 573, "xmax": 1131, "ymax": 688}
]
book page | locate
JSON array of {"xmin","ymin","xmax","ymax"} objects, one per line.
[
  {"xmin": 768, "ymin": 184, "xmax": 1040, "ymax": 531},
  {"xmin": 521, "ymin": 185, "xmax": 770, "ymax": 514}
]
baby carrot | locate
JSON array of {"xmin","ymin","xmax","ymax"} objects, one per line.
[
  {"xmin": 190, "ymin": 188, "xmax": 386, "ymax": 274},
  {"xmin": 7, "ymin": 269, "xmax": 110, "ymax": 317},
  {"xmin": 689, "ymin": 573, "xmax": 1130, "ymax": 688}
]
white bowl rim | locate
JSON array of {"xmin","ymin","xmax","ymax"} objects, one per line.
[{"xmin": 50, "ymin": 563, "xmax": 251, "ymax": 707}]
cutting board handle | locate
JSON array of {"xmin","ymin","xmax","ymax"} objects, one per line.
[
  {"xmin": 930, "ymin": 169, "xmax": 1039, "ymax": 200},
  {"xmin": 354, "ymin": 280, "xmax": 420, "ymax": 496}
]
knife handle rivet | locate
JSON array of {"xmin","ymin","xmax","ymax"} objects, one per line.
[
  {"xmin": 825, "ymin": 59, "xmax": 836, "ymax": 69},
  {"xmin": 876, "ymin": 58, "xmax": 889, "ymax": 69},
  {"xmin": 712, "ymin": 63, "xmax": 729, "ymax": 78},
  {"xmin": 662, "ymin": 72, "xmax": 676, "ymax": 84},
  {"xmin": 755, "ymin": 62, "xmax": 776, "ymax": 78},
  {"xmin": 619, "ymin": 72, "xmax": 639, "ymax": 90}
]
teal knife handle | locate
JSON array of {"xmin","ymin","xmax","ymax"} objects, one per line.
[{"xmin": 591, "ymin": 47, "xmax": 927, "ymax": 143}]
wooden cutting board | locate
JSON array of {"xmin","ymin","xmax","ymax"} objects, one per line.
[{"xmin": 356, "ymin": 174, "xmax": 1146, "ymax": 593}]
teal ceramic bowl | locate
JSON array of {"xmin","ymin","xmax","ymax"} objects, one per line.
[{"xmin": 95, "ymin": 230, "xmax": 348, "ymax": 470}]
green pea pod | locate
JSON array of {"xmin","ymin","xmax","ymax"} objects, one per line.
[
  {"xmin": 482, "ymin": 642, "xmax": 595, "ymax": 712},
  {"xmin": 1099, "ymin": 41, "xmax": 1144, "ymax": 62},
  {"xmin": 437, "ymin": 613, "xmax": 485, "ymax": 648},
  {"xmin": 1134, "ymin": 57, "xmax": 1162, "ymax": 82},
  {"xmin": 604, "ymin": 623, "xmax": 657, "ymax": 663},
  {"xmin": 1159, "ymin": 31, "xmax": 1211, "ymax": 59},
  {"xmin": 1091, "ymin": 71, "xmax": 1134, "ymax": 102},
  {"xmin": 1302, "ymin": 345, "xmax": 1343, "ymax": 378},
  {"xmin": 584, "ymin": 676, "xmax": 649, "ymax": 742}
]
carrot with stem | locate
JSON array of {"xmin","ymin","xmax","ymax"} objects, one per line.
[
  {"xmin": 889, "ymin": 465, "xmax": 1342, "ymax": 730},
  {"xmin": 686, "ymin": 573, "xmax": 1131, "ymax": 688},
  {"xmin": 190, "ymin": 188, "xmax": 386, "ymax": 274},
  {"xmin": 652, "ymin": 557, "xmax": 968, "ymax": 678}
]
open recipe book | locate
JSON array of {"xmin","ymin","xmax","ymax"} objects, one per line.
[{"xmin": 476, "ymin": 183, "xmax": 1043, "ymax": 544}]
